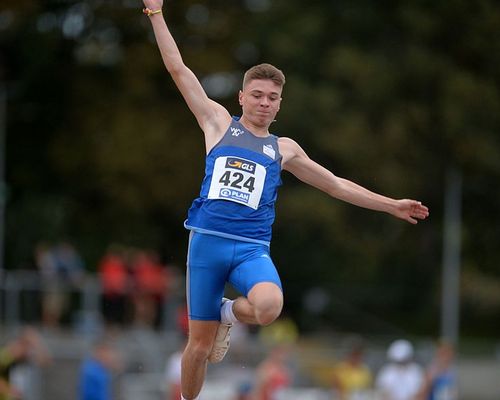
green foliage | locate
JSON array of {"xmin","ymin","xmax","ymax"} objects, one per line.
[{"xmin": 2, "ymin": 0, "xmax": 500, "ymax": 337}]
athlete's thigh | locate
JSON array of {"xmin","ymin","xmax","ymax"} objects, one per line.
[
  {"xmin": 228, "ymin": 243, "xmax": 282, "ymax": 297},
  {"xmin": 186, "ymin": 232, "xmax": 232, "ymax": 321}
]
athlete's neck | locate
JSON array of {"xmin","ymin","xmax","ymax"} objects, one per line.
[{"xmin": 238, "ymin": 116, "xmax": 270, "ymax": 137}]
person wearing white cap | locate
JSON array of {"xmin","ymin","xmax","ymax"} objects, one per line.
[{"xmin": 375, "ymin": 339, "xmax": 425, "ymax": 400}]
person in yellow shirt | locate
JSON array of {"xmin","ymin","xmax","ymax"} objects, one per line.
[{"xmin": 332, "ymin": 339, "xmax": 372, "ymax": 400}]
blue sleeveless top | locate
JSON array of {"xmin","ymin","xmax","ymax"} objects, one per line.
[{"xmin": 185, "ymin": 117, "xmax": 283, "ymax": 246}]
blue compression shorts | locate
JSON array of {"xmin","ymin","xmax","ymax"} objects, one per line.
[{"xmin": 186, "ymin": 231, "xmax": 283, "ymax": 321}]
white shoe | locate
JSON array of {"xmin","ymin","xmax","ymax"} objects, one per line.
[{"xmin": 208, "ymin": 298, "xmax": 233, "ymax": 363}]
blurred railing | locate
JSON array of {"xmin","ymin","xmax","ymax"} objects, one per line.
[
  {"xmin": 1, "ymin": 270, "xmax": 101, "ymax": 333},
  {"xmin": 0, "ymin": 269, "xmax": 184, "ymax": 335}
]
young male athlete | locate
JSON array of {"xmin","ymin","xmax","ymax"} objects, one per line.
[{"xmin": 142, "ymin": 2, "xmax": 429, "ymax": 399}]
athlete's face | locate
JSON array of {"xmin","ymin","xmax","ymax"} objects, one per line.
[{"xmin": 239, "ymin": 79, "xmax": 282, "ymax": 127}]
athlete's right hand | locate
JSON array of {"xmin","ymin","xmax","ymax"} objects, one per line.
[{"xmin": 143, "ymin": 0, "xmax": 163, "ymax": 11}]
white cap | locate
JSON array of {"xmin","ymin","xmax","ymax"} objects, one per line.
[{"xmin": 387, "ymin": 339, "xmax": 414, "ymax": 362}]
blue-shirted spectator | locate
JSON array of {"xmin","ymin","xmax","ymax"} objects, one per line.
[{"xmin": 79, "ymin": 339, "xmax": 121, "ymax": 400}]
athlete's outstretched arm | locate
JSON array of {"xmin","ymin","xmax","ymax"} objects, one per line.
[
  {"xmin": 143, "ymin": 0, "xmax": 230, "ymax": 145},
  {"xmin": 279, "ymin": 137, "xmax": 429, "ymax": 224}
]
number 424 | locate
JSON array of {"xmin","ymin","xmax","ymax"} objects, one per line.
[{"xmin": 219, "ymin": 171, "xmax": 255, "ymax": 193}]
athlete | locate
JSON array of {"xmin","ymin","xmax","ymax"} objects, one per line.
[{"xmin": 142, "ymin": 2, "xmax": 430, "ymax": 399}]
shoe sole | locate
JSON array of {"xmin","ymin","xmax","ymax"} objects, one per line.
[{"xmin": 208, "ymin": 323, "xmax": 232, "ymax": 363}]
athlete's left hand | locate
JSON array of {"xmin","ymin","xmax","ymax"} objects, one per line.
[{"xmin": 393, "ymin": 199, "xmax": 429, "ymax": 224}]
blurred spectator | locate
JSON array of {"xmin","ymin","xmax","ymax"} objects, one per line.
[
  {"xmin": 163, "ymin": 339, "xmax": 186, "ymax": 400},
  {"xmin": 78, "ymin": 338, "xmax": 122, "ymax": 400},
  {"xmin": 332, "ymin": 337, "xmax": 373, "ymax": 400},
  {"xmin": 258, "ymin": 314, "xmax": 298, "ymax": 347},
  {"xmin": 0, "ymin": 327, "xmax": 51, "ymax": 400},
  {"xmin": 35, "ymin": 241, "xmax": 63, "ymax": 329},
  {"xmin": 54, "ymin": 241, "xmax": 85, "ymax": 285},
  {"xmin": 252, "ymin": 346, "xmax": 292, "ymax": 400},
  {"xmin": 98, "ymin": 245, "xmax": 131, "ymax": 329},
  {"xmin": 421, "ymin": 340, "xmax": 458, "ymax": 400},
  {"xmin": 375, "ymin": 339, "xmax": 424, "ymax": 400},
  {"xmin": 35, "ymin": 240, "xmax": 85, "ymax": 329},
  {"xmin": 130, "ymin": 249, "xmax": 169, "ymax": 329},
  {"xmin": 236, "ymin": 381, "xmax": 253, "ymax": 400}
]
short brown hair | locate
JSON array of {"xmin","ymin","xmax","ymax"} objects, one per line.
[{"xmin": 243, "ymin": 63, "xmax": 286, "ymax": 89}]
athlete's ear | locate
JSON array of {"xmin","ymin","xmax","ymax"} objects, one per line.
[{"xmin": 238, "ymin": 90, "xmax": 243, "ymax": 106}]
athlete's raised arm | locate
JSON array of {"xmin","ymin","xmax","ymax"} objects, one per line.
[
  {"xmin": 143, "ymin": 0, "xmax": 231, "ymax": 148},
  {"xmin": 279, "ymin": 137, "xmax": 429, "ymax": 224}
]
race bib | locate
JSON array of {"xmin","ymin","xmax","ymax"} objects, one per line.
[{"xmin": 208, "ymin": 156, "xmax": 266, "ymax": 209}]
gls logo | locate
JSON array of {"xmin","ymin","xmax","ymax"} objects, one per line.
[
  {"xmin": 226, "ymin": 158, "xmax": 256, "ymax": 173},
  {"xmin": 230, "ymin": 127, "xmax": 245, "ymax": 137}
]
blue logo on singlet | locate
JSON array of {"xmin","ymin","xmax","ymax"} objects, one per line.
[
  {"xmin": 225, "ymin": 158, "xmax": 256, "ymax": 173},
  {"xmin": 219, "ymin": 188, "xmax": 250, "ymax": 203}
]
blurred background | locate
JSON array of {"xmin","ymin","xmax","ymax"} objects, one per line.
[{"xmin": 0, "ymin": 0, "xmax": 499, "ymax": 399}]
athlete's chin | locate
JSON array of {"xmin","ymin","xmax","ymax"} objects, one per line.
[{"xmin": 254, "ymin": 113, "xmax": 275, "ymax": 125}]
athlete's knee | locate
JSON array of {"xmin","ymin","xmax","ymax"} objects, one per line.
[
  {"xmin": 256, "ymin": 304, "xmax": 282, "ymax": 325},
  {"xmin": 184, "ymin": 339, "xmax": 212, "ymax": 363},
  {"xmin": 247, "ymin": 282, "xmax": 284, "ymax": 326},
  {"xmin": 254, "ymin": 295, "xmax": 283, "ymax": 326},
  {"xmin": 184, "ymin": 325, "xmax": 217, "ymax": 362}
]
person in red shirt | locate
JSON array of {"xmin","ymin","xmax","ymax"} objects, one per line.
[
  {"xmin": 131, "ymin": 249, "xmax": 170, "ymax": 329},
  {"xmin": 98, "ymin": 245, "xmax": 130, "ymax": 328},
  {"xmin": 252, "ymin": 346, "xmax": 291, "ymax": 400}
]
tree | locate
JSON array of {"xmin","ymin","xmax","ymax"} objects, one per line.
[{"xmin": 2, "ymin": 0, "xmax": 500, "ymax": 336}]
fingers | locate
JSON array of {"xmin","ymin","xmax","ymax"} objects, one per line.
[
  {"xmin": 417, "ymin": 207, "xmax": 429, "ymax": 219},
  {"xmin": 417, "ymin": 204, "xmax": 429, "ymax": 215},
  {"xmin": 411, "ymin": 201, "xmax": 429, "ymax": 219},
  {"xmin": 411, "ymin": 211, "xmax": 428, "ymax": 221},
  {"xmin": 412, "ymin": 208, "xmax": 429, "ymax": 219},
  {"xmin": 403, "ymin": 200, "xmax": 429, "ymax": 223},
  {"xmin": 397, "ymin": 199, "xmax": 429, "ymax": 223}
]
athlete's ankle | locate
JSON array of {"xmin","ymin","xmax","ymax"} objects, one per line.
[{"xmin": 221, "ymin": 299, "xmax": 237, "ymax": 324}]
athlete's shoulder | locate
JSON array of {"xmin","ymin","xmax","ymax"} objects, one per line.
[
  {"xmin": 278, "ymin": 137, "xmax": 314, "ymax": 172},
  {"xmin": 277, "ymin": 136, "xmax": 299, "ymax": 146},
  {"xmin": 277, "ymin": 136, "xmax": 302, "ymax": 158}
]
